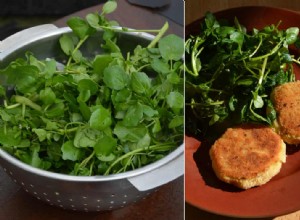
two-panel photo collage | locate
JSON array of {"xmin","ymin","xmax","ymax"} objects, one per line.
[{"xmin": 1, "ymin": 0, "xmax": 300, "ymax": 219}]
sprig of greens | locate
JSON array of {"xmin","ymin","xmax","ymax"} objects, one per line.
[
  {"xmin": 185, "ymin": 12, "xmax": 299, "ymax": 139},
  {"xmin": 0, "ymin": 1, "xmax": 184, "ymax": 176}
]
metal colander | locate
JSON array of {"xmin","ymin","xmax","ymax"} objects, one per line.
[{"xmin": 0, "ymin": 25, "xmax": 184, "ymax": 211}]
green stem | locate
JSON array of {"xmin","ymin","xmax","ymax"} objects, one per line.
[
  {"xmin": 67, "ymin": 35, "xmax": 89, "ymax": 67},
  {"xmin": 104, "ymin": 143, "xmax": 174, "ymax": 175},
  {"xmin": 250, "ymin": 39, "xmax": 283, "ymax": 61},
  {"xmin": 147, "ymin": 22, "xmax": 169, "ymax": 49},
  {"xmin": 14, "ymin": 95, "xmax": 42, "ymax": 112}
]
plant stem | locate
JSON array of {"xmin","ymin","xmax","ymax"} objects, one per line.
[{"xmin": 147, "ymin": 22, "xmax": 169, "ymax": 48}]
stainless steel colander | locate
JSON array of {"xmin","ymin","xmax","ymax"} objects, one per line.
[{"xmin": 0, "ymin": 24, "xmax": 184, "ymax": 212}]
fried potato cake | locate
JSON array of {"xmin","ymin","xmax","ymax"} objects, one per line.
[
  {"xmin": 209, "ymin": 124, "xmax": 286, "ymax": 189},
  {"xmin": 272, "ymin": 81, "xmax": 300, "ymax": 144}
]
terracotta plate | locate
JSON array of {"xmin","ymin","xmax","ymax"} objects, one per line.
[{"xmin": 185, "ymin": 6, "xmax": 300, "ymax": 218}]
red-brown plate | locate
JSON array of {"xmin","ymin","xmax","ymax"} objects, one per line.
[{"xmin": 185, "ymin": 6, "xmax": 300, "ymax": 218}]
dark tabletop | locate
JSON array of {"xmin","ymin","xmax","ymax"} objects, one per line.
[{"xmin": 0, "ymin": 1, "xmax": 183, "ymax": 220}]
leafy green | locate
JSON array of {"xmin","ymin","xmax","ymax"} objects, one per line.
[
  {"xmin": 185, "ymin": 12, "xmax": 299, "ymax": 139},
  {"xmin": 0, "ymin": 1, "xmax": 183, "ymax": 176}
]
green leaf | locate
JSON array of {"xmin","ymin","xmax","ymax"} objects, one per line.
[
  {"xmin": 89, "ymin": 106, "xmax": 112, "ymax": 131},
  {"xmin": 74, "ymin": 127, "xmax": 102, "ymax": 148},
  {"xmin": 103, "ymin": 65, "xmax": 128, "ymax": 90},
  {"xmin": 78, "ymin": 79, "xmax": 98, "ymax": 94},
  {"xmin": 61, "ymin": 140, "xmax": 82, "ymax": 161},
  {"xmin": 67, "ymin": 17, "xmax": 94, "ymax": 39},
  {"xmin": 286, "ymin": 27, "xmax": 299, "ymax": 44},
  {"xmin": 159, "ymin": 34, "xmax": 184, "ymax": 61},
  {"xmin": 113, "ymin": 123, "xmax": 147, "ymax": 142},
  {"xmin": 59, "ymin": 34, "xmax": 74, "ymax": 55},
  {"xmin": 94, "ymin": 135, "xmax": 117, "ymax": 157},
  {"xmin": 130, "ymin": 72, "xmax": 151, "ymax": 94},
  {"xmin": 123, "ymin": 104, "xmax": 143, "ymax": 126},
  {"xmin": 33, "ymin": 128, "xmax": 47, "ymax": 142},
  {"xmin": 102, "ymin": 1, "xmax": 117, "ymax": 14},
  {"xmin": 166, "ymin": 91, "xmax": 184, "ymax": 109},
  {"xmin": 45, "ymin": 102, "xmax": 65, "ymax": 118},
  {"xmin": 151, "ymin": 58, "xmax": 170, "ymax": 75},
  {"xmin": 7, "ymin": 65, "xmax": 40, "ymax": 94},
  {"xmin": 86, "ymin": 13, "xmax": 100, "ymax": 29},
  {"xmin": 168, "ymin": 116, "xmax": 184, "ymax": 128},
  {"xmin": 93, "ymin": 54, "xmax": 113, "ymax": 76},
  {"xmin": 39, "ymin": 87, "xmax": 56, "ymax": 105}
]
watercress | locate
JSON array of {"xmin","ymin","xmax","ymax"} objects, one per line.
[
  {"xmin": 185, "ymin": 12, "xmax": 300, "ymax": 139},
  {"xmin": 0, "ymin": 1, "xmax": 184, "ymax": 176}
]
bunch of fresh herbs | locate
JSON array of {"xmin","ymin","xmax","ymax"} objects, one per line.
[
  {"xmin": 0, "ymin": 1, "xmax": 184, "ymax": 175},
  {"xmin": 185, "ymin": 12, "xmax": 300, "ymax": 139}
]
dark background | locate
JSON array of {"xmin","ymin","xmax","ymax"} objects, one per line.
[{"xmin": 0, "ymin": 0, "xmax": 105, "ymax": 40}]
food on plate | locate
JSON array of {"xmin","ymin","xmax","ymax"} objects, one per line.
[
  {"xmin": 185, "ymin": 12, "xmax": 299, "ymax": 140},
  {"xmin": 0, "ymin": 1, "xmax": 184, "ymax": 176},
  {"xmin": 185, "ymin": 12, "xmax": 300, "ymax": 189},
  {"xmin": 209, "ymin": 124, "xmax": 286, "ymax": 189},
  {"xmin": 272, "ymin": 81, "xmax": 300, "ymax": 144}
]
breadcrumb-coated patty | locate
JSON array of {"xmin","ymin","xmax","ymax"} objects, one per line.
[
  {"xmin": 272, "ymin": 81, "xmax": 300, "ymax": 144},
  {"xmin": 209, "ymin": 124, "xmax": 286, "ymax": 189}
]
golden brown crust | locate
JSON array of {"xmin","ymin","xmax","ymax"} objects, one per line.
[
  {"xmin": 272, "ymin": 81, "xmax": 300, "ymax": 144},
  {"xmin": 209, "ymin": 124, "xmax": 286, "ymax": 189}
]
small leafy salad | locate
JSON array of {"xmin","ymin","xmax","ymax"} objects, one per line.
[
  {"xmin": 0, "ymin": 1, "xmax": 184, "ymax": 175},
  {"xmin": 185, "ymin": 12, "xmax": 300, "ymax": 140}
]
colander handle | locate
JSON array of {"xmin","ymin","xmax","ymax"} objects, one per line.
[
  {"xmin": 127, "ymin": 145, "xmax": 184, "ymax": 191},
  {"xmin": 0, "ymin": 24, "xmax": 59, "ymax": 60}
]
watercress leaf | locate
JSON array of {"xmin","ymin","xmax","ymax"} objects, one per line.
[
  {"xmin": 0, "ymin": 110, "xmax": 11, "ymax": 121},
  {"xmin": 103, "ymin": 65, "xmax": 128, "ymax": 90},
  {"xmin": 286, "ymin": 27, "xmax": 299, "ymax": 44},
  {"xmin": 89, "ymin": 106, "xmax": 112, "ymax": 131},
  {"xmin": 59, "ymin": 34, "xmax": 74, "ymax": 55},
  {"xmin": 79, "ymin": 102, "xmax": 91, "ymax": 121},
  {"xmin": 0, "ymin": 127, "xmax": 21, "ymax": 146},
  {"xmin": 77, "ymin": 89, "xmax": 91, "ymax": 103},
  {"xmin": 253, "ymin": 93, "xmax": 264, "ymax": 109},
  {"xmin": 93, "ymin": 54, "xmax": 113, "ymax": 76},
  {"xmin": 141, "ymin": 104, "xmax": 158, "ymax": 117},
  {"xmin": 94, "ymin": 135, "xmax": 117, "ymax": 157},
  {"xmin": 130, "ymin": 72, "xmax": 151, "ymax": 94},
  {"xmin": 8, "ymin": 65, "xmax": 40, "ymax": 94},
  {"xmin": 167, "ymin": 72, "xmax": 181, "ymax": 84},
  {"xmin": 230, "ymin": 31, "xmax": 244, "ymax": 48},
  {"xmin": 152, "ymin": 118, "xmax": 162, "ymax": 133},
  {"xmin": 168, "ymin": 115, "xmax": 184, "ymax": 128},
  {"xmin": 123, "ymin": 104, "xmax": 143, "ymax": 126},
  {"xmin": 32, "ymin": 128, "xmax": 47, "ymax": 142},
  {"xmin": 113, "ymin": 123, "xmax": 147, "ymax": 142},
  {"xmin": 102, "ymin": 1, "xmax": 117, "ymax": 15},
  {"xmin": 158, "ymin": 34, "xmax": 184, "ymax": 61},
  {"xmin": 74, "ymin": 127, "xmax": 102, "ymax": 148},
  {"xmin": 45, "ymin": 102, "xmax": 65, "ymax": 118},
  {"xmin": 39, "ymin": 87, "xmax": 56, "ymax": 105},
  {"xmin": 111, "ymin": 88, "xmax": 131, "ymax": 103},
  {"xmin": 151, "ymin": 58, "xmax": 170, "ymax": 75},
  {"xmin": 137, "ymin": 133, "xmax": 151, "ymax": 149},
  {"xmin": 62, "ymin": 140, "xmax": 82, "ymax": 161},
  {"xmin": 78, "ymin": 79, "xmax": 98, "ymax": 94},
  {"xmin": 166, "ymin": 91, "xmax": 184, "ymax": 109},
  {"xmin": 67, "ymin": 17, "xmax": 94, "ymax": 39},
  {"xmin": 86, "ymin": 13, "xmax": 100, "ymax": 29}
]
